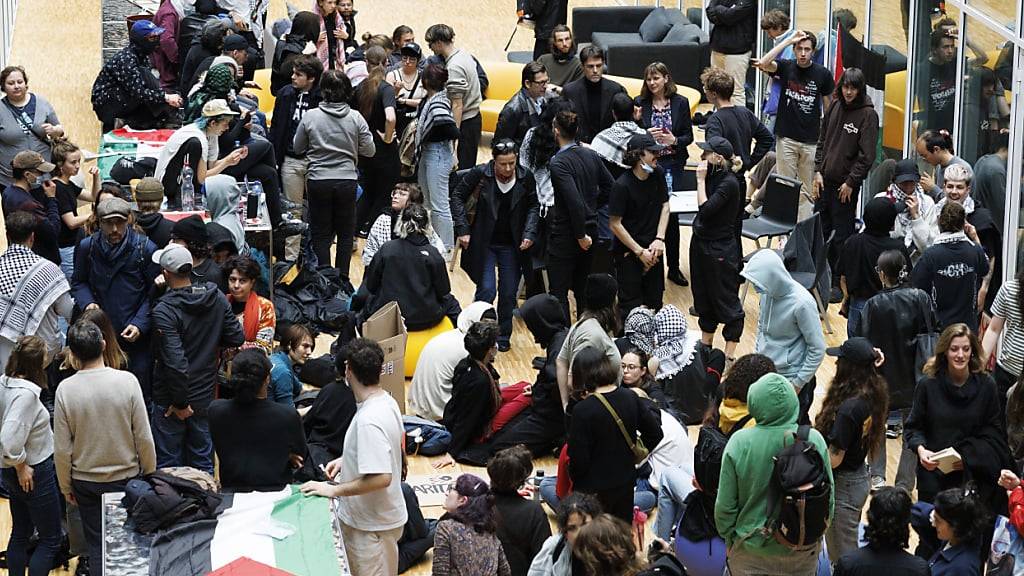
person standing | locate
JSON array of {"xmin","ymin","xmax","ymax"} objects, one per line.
[
  {"xmin": 300, "ymin": 338, "xmax": 408, "ymax": 576},
  {"xmin": 170, "ymin": 214, "xmax": 227, "ymax": 293},
  {"xmin": 740, "ymin": 249, "xmax": 826, "ymax": 425},
  {"xmin": 150, "ymin": 244, "xmax": 245, "ymax": 473},
  {"xmin": 547, "ymin": 111, "xmax": 614, "ymax": 321},
  {"xmin": 424, "ymin": 24, "xmax": 482, "ymax": 171},
  {"xmin": 608, "ymin": 133, "xmax": 669, "ymax": 321},
  {"xmin": 494, "ymin": 62, "xmax": 549, "ymax": 147},
  {"xmin": 71, "ymin": 197, "xmax": 161, "ymax": 400},
  {"xmin": 2, "ymin": 151, "xmax": 60, "ymax": 265},
  {"xmin": 536, "ymin": 26, "xmax": 583, "ymax": 88},
  {"xmin": 754, "ymin": 30, "xmax": 835, "ymax": 220},
  {"xmin": 451, "ymin": 139, "xmax": 539, "ymax": 352},
  {"xmin": 814, "ymin": 68, "xmax": 879, "ymax": 300},
  {"xmin": 414, "ymin": 63, "xmax": 459, "ymax": 252},
  {"xmin": 528, "ymin": 0, "xmax": 568, "ymax": 60},
  {"xmin": 0, "ymin": 336, "xmax": 62, "ymax": 576},
  {"xmin": 387, "ymin": 42, "xmax": 426, "ymax": 137},
  {"xmin": 0, "ymin": 211, "xmax": 73, "ymax": 372},
  {"xmin": 293, "ymin": 69, "xmax": 374, "ymax": 280},
  {"xmin": 561, "ymin": 45, "xmax": 627, "ymax": 143},
  {"xmin": 0, "ymin": 65, "xmax": 63, "ymax": 187},
  {"xmin": 133, "ymin": 178, "xmax": 174, "ymax": 248},
  {"xmin": 51, "ymin": 140, "xmax": 98, "ymax": 278},
  {"xmin": 269, "ymin": 53, "xmax": 323, "ymax": 231},
  {"xmin": 706, "ymin": 0, "xmax": 756, "ymax": 108},
  {"xmin": 690, "ymin": 136, "xmax": 745, "ymax": 361},
  {"xmin": 354, "ymin": 46, "xmax": 400, "ymax": 236},
  {"xmin": 313, "ymin": 0, "xmax": 348, "ymax": 73},
  {"xmin": 55, "ymin": 320, "xmax": 157, "ymax": 576}
]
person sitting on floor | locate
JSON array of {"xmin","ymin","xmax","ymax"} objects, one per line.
[
  {"xmin": 269, "ymin": 324, "xmax": 315, "ymax": 408},
  {"xmin": 301, "ymin": 341, "xmax": 357, "ymax": 468},
  {"xmin": 488, "ymin": 445, "xmax": 551, "ymax": 575}
]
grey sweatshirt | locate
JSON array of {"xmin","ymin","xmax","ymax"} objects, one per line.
[
  {"xmin": 292, "ymin": 101, "xmax": 375, "ymax": 181},
  {"xmin": 54, "ymin": 367, "xmax": 156, "ymax": 494},
  {"xmin": 0, "ymin": 376, "xmax": 54, "ymax": 468}
]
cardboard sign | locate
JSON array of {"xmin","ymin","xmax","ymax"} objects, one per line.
[
  {"xmin": 406, "ymin": 472, "xmax": 491, "ymax": 507},
  {"xmin": 361, "ymin": 301, "xmax": 409, "ymax": 413}
]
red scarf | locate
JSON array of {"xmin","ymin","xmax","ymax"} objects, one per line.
[{"xmin": 229, "ymin": 293, "xmax": 261, "ymax": 342}]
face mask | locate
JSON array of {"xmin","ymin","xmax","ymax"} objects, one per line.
[{"xmin": 639, "ymin": 162, "xmax": 655, "ymax": 174}]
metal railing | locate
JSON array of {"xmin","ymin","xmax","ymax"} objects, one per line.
[{"xmin": 0, "ymin": 0, "xmax": 15, "ymax": 69}]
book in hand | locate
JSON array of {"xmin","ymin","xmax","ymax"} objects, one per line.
[{"xmin": 932, "ymin": 447, "xmax": 963, "ymax": 474}]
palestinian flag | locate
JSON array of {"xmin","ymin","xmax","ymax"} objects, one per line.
[{"xmin": 146, "ymin": 486, "xmax": 347, "ymax": 576}]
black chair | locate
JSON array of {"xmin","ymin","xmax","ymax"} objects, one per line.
[
  {"xmin": 789, "ymin": 231, "xmax": 835, "ymax": 335},
  {"xmin": 741, "ymin": 174, "xmax": 801, "ymax": 249}
]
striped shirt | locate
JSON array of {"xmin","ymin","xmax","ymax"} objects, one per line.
[{"xmin": 992, "ymin": 279, "xmax": 1024, "ymax": 376}]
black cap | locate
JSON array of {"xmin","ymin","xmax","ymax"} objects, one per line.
[
  {"xmin": 626, "ymin": 133, "xmax": 665, "ymax": 153},
  {"xmin": 696, "ymin": 136, "xmax": 734, "ymax": 159},
  {"xmin": 222, "ymin": 34, "xmax": 248, "ymax": 51},
  {"xmin": 171, "ymin": 215, "xmax": 210, "ymax": 245},
  {"xmin": 400, "ymin": 42, "xmax": 422, "ymax": 59},
  {"xmin": 826, "ymin": 337, "xmax": 878, "ymax": 364},
  {"xmin": 894, "ymin": 158, "xmax": 920, "ymax": 184}
]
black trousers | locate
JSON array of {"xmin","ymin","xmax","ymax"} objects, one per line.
[
  {"xmin": 95, "ymin": 99, "xmax": 173, "ymax": 133},
  {"xmin": 356, "ymin": 150, "xmax": 400, "ymax": 234},
  {"xmin": 816, "ymin": 180, "xmax": 859, "ymax": 284},
  {"xmin": 160, "ymin": 137, "xmax": 203, "ymax": 209},
  {"xmin": 690, "ymin": 237, "xmax": 744, "ymax": 341},
  {"xmin": 994, "ymin": 362, "xmax": 1017, "ymax": 426},
  {"xmin": 224, "ymin": 137, "xmax": 283, "ymax": 226},
  {"xmin": 457, "ymin": 114, "xmax": 482, "ymax": 171},
  {"xmin": 797, "ymin": 376, "xmax": 816, "ymax": 426},
  {"xmin": 73, "ymin": 477, "xmax": 131, "ymax": 576},
  {"xmin": 307, "ymin": 178, "xmax": 358, "ymax": 279},
  {"xmin": 614, "ymin": 251, "xmax": 664, "ymax": 321},
  {"xmin": 547, "ymin": 248, "xmax": 593, "ymax": 323},
  {"xmin": 532, "ymin": 37, "xmax": 549, "ymax": 60},
  {"xmin": 591, "ymin": 484, "xmax": 635, "ymax": 524}
]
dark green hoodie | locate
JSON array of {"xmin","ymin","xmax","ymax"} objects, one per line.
[{"xmin": 714, "ymin": 373, "xmax": 834, "ymax": 556}]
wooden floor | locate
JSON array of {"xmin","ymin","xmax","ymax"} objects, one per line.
[{"xmin": 0, "ymin": 0, "xmax": 952, "ymax": 572}]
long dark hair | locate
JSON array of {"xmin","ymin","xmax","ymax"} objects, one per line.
[
  {"xmin": 357, "ymin": 46, "xmax": 387, "ymax": 119},
  {"xmin": 290, "ymin": 11, "xmax": 322, "ymax": 44},
  {"xmin": 835, "ymin": 67, "xmax": 866, "ymax": 106},
  {"xmin": 526, "ymin": 98, "xmax": 573, "ymax": 169},
  {"xmin": 449, "ymin": 474, "xmax": 498, "ymax": 533},
  {"xmin": 815, "ymin": 356, "xmax": 889, "ymax": 460}
]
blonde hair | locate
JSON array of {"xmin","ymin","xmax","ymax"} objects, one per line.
[{"xmin": 943, "ymin": 163, "xmax": 973, "ymax": 186}]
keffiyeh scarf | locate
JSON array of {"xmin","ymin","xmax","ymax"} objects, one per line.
[
  {"xmin": 935, "ymin": 194, "xmax": 976, "ymax": 217},
  {"xmin": 652, "ymin": 305, "xmax": 699, "ymax": 380},
  {"xmin": 415, "ymin": 91, "xmax": 455, "ymax": 152},
  {"xmin": 185, "ymin": 64, "xmax": 236, "ymax": 122},
  {"xmin": 623, "ymin": 307, "xmax": 656, "ymax": 355},
  {"xmin": 0, "ymin": 245, "xmax": 70, "ymax": 342},
  {"xmin": 590, "ymin": 121, "xmax": 646, "ymax": 169}
]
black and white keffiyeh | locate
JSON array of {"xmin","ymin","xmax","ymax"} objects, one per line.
[
  {"xmin": 624, "ymin": 307, "xmax": 656, "ymax": 355},
  {"xmin": 0, "ymin": 244, "xmax": 70, "ymax": 342},
  {"xmin": 653, "ymin": 304, "xmax": 699, "ymax": 380}
]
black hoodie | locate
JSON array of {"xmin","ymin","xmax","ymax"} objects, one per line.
[
  {"xmin": 814, "ymin": 92, "xmax": 879, "ymax": 191},
  {"xmin": 152, "ymin": 282, "xmax": 245, "ymax": 410},
  {"xmin": 136, "ymin": 212, "xmax": 174, "ymax": 249},
  {"xmin": 519, "ymin": 294, "xmax": 569, "ymax": 423},
  {"xmin": 363, "ymin": 233, "xmax": 450, "ymax": 331}
]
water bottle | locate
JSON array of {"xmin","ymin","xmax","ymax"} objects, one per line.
[
  {"xmin": 247, "ymin": 179, "xmax": 263, "ymax": 220},
  {"xmin": 532, "ymin": 470, "xmax": 545, "ymax": 501},
  {"xmin": 664, "ymin": 169, "xmax": 674, "ymax": 193},
  {"xmin": 180, "ymin": 155, "xmax": 195, "ymax": 211}
]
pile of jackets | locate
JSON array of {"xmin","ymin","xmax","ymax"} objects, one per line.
[{"xmin": 272, "ymin": 256, "xmax": 353, "ymax": 337}]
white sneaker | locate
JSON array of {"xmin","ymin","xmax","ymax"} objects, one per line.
[{"xmin": 870, "ymin": 476, "xmax": 886, "ymax": 492}]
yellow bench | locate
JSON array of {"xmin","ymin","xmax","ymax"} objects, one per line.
[
  {"xmin": 250, "ymin": 68, "xmax": 276, "ymax": 127},
  {"xmin": 479, "ymin": 61, "xmax": 702, "ymax": 133}
]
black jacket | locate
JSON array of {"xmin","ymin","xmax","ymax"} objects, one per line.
[
  {"xmin": 855, "ymin": 286, "xmax": 935, "ymax": 410},
  {"xmin": 451, "ymin": 162, "xmax": 540, "ymax": 284},
  {"xmin": 495, "ymin": 89, "xmax": 543, "ymax": 146},
  {"xmin": 302, "ymin": 380, "xmax": 357, "ymax": 462},
  {"xmin": 911, "ymin": 238, "xmax": 989, "ymax": 333},
  {"xmin": 271, "ymin": 35, "xmax": 308, "ymax": 96},
  {"xmin": 547, "ymin": 144, "xmax": 614, "ymax": 258},
  {"xmin": 527, "ymin": 0, "xmax": 568, "ymax": 39},
  {"xmin": 151, "ymin": 282, "xmax": 245, "ymax": 410},
  {"xmin": 494, "ymin": 492, "xmax": 552, "ymax": 576},
  {"xmin": 137, "ymin": 212, "xmax": 174, "ymax": 249},
  {"xmin": 706, "ymin": 0, "xmax": 756, "ymax": 55},
  {"xmin": 814, "ymin": 96, "xmax": 879, "ymax": 190},
  {"xmin": 561, "ymin": 77, "xmax": 628, "ymax": 143},
  {"xmin": 704, "ymin": 105, "xmax": 774, "ymax": 172},
  {"xmin": 364, "ymin": 233, "xmax": 451, "ymax": 331},
  {"xmin": 179, "ymin": 23, "xmax": 222, "ymax": 95},
  {"xmin": 634, "ymin": 93, "xmax": 694, "ymax": 166},
  {"xmin": 269, "ymin": 84, "xmax": 322, "ymax": 167},
  {"xmin": 442, "ymin": 357, "xmax": 500, "ymax": 460},
  {"xmin": 833, "ymin": 547, "xmax": 930, "ymax": 576}
]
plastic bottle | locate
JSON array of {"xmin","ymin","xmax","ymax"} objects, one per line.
[
  {"xmin": 532, "ymin": 470, "xmax": 545, "ymax": 501},
  {"xmin": 247, "ymin": 179, "xmax": 263, "ymax": 220},
  {"xmin": 180, "ymin": 155, "xmax": 195, "ymax": 211},
  {"xmin": 665, "ymin": 169, "xmax": 674, "ymax": 193}
]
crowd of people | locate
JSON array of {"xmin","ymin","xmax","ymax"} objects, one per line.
[{"xmin": 0, "ymin": 0, "xmax": 1017, "ymax": 575}]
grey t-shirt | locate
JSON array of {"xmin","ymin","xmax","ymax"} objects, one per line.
[
  {"xmin": 558, "ymin": 317, "xmax": 622, "ymax": 383},
  {"xmin": 445, "ymin": 48, "xmax": 482, "ymax": 121}
]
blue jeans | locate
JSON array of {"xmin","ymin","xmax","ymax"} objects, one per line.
[
  {"xmin": 474, "ymin": 245, "xmax": 521, "ymax": 346},
  {"xmin": 151, "ymin": 404, "xmax": 213, "ymax": 474},
  {"xmin": 417, "ymin": 141, "xmax": 454, "ymax": 251},
  {"xmin": 59, "ymin": 246, "xmax": 75, "ymax": 280},
  {"xmin": 2, "ymin": 457, "xmax": 63, "ymax": 576},
  {"xmin": 539, "ymin": 475, "xmax": 656, "ymax": 515},
  {"xmin": 655, "ymin": 465, "xmax": 695, "ymax": 540},
  {"xmin": 846, "ymin": 297, "xmax": 867, "ymax": 339}
]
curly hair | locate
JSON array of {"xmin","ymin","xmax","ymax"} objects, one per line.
[
  {"xmin": 863, "ymin": 487, "xmax": 913, "ymax": 550},
  {"xmin": 923, "ymin": 323, "xmax": 985, "ymax": 377},
  {"xmin": 934, "ymin": 486, "xmax": 991, "ymax": 545},
  {"xmin": 525, "ymin": 98, "xmax": 574, "ymax": 170},
  {"xmin": 555, "ymin": 493, "xmax": 602, "ymax": 531},
  {"xmin": 449, "ymin": 474, "xmax": 498, "ymax": 533},
  {"xmin": 229, "ymin": 349, "xmax": 271, "ymax": 403},
  {"xmin": 704, "ymin": 353, "xmax": 775, "ymax": 426},
  {"xmin": 814, "ymin": 356, "xmax": 889, "ymax": 460},
  {"xmin": 571, "ymin": 514, "xmax": 643, "ymax": 576}
]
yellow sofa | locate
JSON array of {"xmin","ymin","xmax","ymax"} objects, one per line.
[
  {"xmin": 479, "ymin": 61, "xmax": 702, "ymax": 133},
  {"xmin": 251, "ymin": 68, "xmax": 276, "ymax": 126}
]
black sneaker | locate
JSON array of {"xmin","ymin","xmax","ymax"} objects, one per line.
[
  {"xmin": 667, "ymin": 269, "xmax": 689, "ymax": 287},
  {"xmin": 498, "ymin": 342, "xmax": 511, "ymax": 352},
  {"xmin": 829, "ymin": 286, "xmax": 844, "ymax": 304}
]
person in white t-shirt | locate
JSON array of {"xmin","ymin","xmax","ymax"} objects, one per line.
[{"xmin": 301, "ymin": 338, "xmax": 408, "ymax": 576}]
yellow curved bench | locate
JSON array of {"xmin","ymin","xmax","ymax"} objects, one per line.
[
  {"xmin": 479, "ymin": 61, "xmax": 702, "ymax": 133},
  {"xmin": 250, "ymin": 68, "xmax": 276, "ymax": 127},
  {"xmin": 404, "ymin": 316, "xmax": 455, "ymax": 378}
]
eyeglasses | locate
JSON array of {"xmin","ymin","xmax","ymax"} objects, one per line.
[
  {"xmin": 493, "ymin": 140, "xmax": 517, "ymax": 153},
  {"xmin": 528, "ymin": 77, "xmax": 549, "ymax": 85},
  {"xmin": 621, "ymin": 363, "xmax": 642, "ymax": 371}
]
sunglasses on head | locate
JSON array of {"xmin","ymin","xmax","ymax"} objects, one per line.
[{"xmin": 493, "ymin": 140, "xmax": 517, "ymax": 154}]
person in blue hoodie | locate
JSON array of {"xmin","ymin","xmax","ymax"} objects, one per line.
[{"xmin": 741, "ymin": 249, "xmax": 826, "ymax": 425}]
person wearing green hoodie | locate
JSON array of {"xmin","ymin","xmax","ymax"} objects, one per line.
[
  {"xmin": 741, "ymin": 248, "xmax": 826, "ymax": 425},
  {"xmin": 715, "ymin": 372, "xmax": 834, "ymax": 574}
]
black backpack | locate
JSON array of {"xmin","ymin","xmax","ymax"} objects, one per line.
[
  {"xmin": 767, "ymin": 425, "xmax": 831, "ymax": 550},
  {"xmin": 693, "ymin": 414, "xmax": 752, "ymax": 501}
]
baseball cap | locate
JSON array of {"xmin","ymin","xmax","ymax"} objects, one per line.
[
  {"xmin": 400, "ymin": 42, "xmax": 423, "ymax": 59},
  {"xmin": 696, "ymin": 136, "xmax": 735, "ymax": 159},
  {"xmin": 626, "ymin": 133, "xmax": 666, "ymax": 153},
  {"xmin": 222, "ymin": 34, "xmax": 248, "ymax": 51},
  {"xmin": 894, "ymin": 158, "xmax": 920, "ymax": 184},
  {"xmin": 134, "ymin": 177, "xmax": 164, "ymax": 203},
  {"xmin": 826, "ymin": 337, "xmax": 878, "ymax": 364},
  {"xmin": 131, "ymin": 20, "xmax": 166, "ymax": 37},
  {"xmin": 152, "ymin": 244, "xmax": 194, "ymax": 274},
  {"xmin": 202, "ymin": 99, "xmax": 240, "ymax": 118},
  {"xmin": 171, "ymin": 215, "xmax": 210, "ymax": 245},
  {"xmin": 96, "ymin": 197, "xmax": 131, "ymax": 221},
  {"xmin": 12, "ymin": 150, "xmax": 56, "ymax": 173}
]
